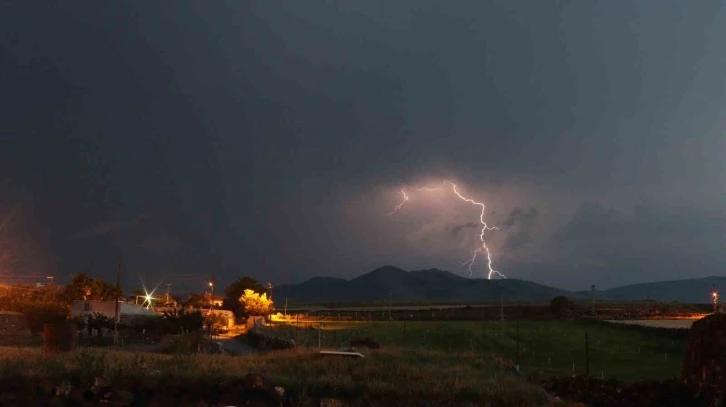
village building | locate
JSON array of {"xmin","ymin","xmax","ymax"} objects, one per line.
[{"xmin": 70, "ymin": 300, "xmax": 157, "ymax": 324}]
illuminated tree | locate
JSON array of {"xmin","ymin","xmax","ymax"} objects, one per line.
[
  {"xmin": 239, "ymin": 289, "xmax": 274, "ymax": 316},
  {"xmin": 223, "ymin": 277, "xmax": 265, "ymax": 318},
  {"xmin": 225, "ymin": 277, "xmax": 266, "ymax": 301}
]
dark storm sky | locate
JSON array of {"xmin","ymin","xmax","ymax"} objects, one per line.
[{"xmin": 2, "ymin": 1, "xmax": 725, "ymax": 291}]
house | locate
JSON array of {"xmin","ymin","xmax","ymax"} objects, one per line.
[
  {"xmin": 210, "ymin": 295, "xmax": 224, "ymax": 308},
  {"xmin": 199, "ymin": 309, "xmax": 235, "ymax": 328},
  {"xmin": 71, "ymin": 300, "xmax": 157, "ymax": 324}
]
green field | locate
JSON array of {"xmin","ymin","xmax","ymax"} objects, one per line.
[{"xmin": 263, "ymin": 319, "xmax": 689, "ymax": 381}]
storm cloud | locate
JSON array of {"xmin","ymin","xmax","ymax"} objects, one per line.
[{"xmin": 2, "ymin": 1, "xmax": 726, "ymax": 290}]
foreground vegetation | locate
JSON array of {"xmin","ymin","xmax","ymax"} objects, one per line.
[
  {"xmin": 0, "ymin": 346, "xmax": 554, "ymax": 407},
  {"xmin": 262, "ymin": 319, "xmax": 690, "ymax": 381}
]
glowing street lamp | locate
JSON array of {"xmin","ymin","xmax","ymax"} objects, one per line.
[
  {"xmin": 139, "ymin": 280, "xmax": 159, "ymax": 310},
  {"xmin": 142, "ymin": 293, "xmax": 156, "ymax": 309},
  {"xmin": 713, "ymin": 284, "xmax": 719, "ymax": 313}
]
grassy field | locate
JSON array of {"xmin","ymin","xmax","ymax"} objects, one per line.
[
  {"xmin": 605, "ymin": 319, "xmax": 698, "ymax": 329},
  {"xmin": 261, "ymin": 319, "xmax": 690, "ymax": 381},
  {"xmin": 0, "ymin": 346, "xmax": 555, "ymax": 407}
]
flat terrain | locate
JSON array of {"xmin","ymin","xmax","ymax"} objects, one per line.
[
  {"xmin": 261, "ymin": 319, "xmax": 690, "ymax": 381},
  {"xmin": 286, "ymin": 304, "xmax": 494, "ymax": 312},
  {"xmin": 606, "ymin": 318, "xmax": 701, "ymax": 329}
]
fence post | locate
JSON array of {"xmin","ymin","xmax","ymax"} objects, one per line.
[
  {"xmin": 585, "ymin": 332, "xmax": 590, "ymax": 376},
  {"xmin": 403, "ymin": 320, "xmax": 406, "ymax": 348},
  {"xmin": 515, "ymin": 319, "xmax": 520, "ymax": 366}
]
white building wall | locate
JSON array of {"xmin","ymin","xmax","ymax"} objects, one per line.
[{"xmin": 71, "ymin": 300, "xmax": 157, "ymax": 321}]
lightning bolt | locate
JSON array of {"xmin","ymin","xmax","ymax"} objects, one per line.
[
  {"xmin": 387, "ymin": 188, "xmax": 410, "ymax": 216},
  {"xmin": 388, "ymin": 180, "xmax": 506, "ymax": 280}
]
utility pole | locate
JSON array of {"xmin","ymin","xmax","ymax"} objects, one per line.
[
  {"xmin": 114, "ymin": 259, "xmax": 121, "ymax": 346},
  {"xmin": 591, "ymin": 285, "xmax": 596, "ymax": 316},
  {"xmin": 389, "ymin": 288, "xmax": 392, "ymax": 320},
  {"xmin": 500, "ymin": 294, "xmax": 504, "ymax": 321},
  {"xmin": 207, "ymin": 274, "xmax": 215, "ymax": 338},
  {"xmin": 165, "ymin": 283, "xmax": 171, "ymax": 305},
  {"xmin": 284, "ymin": 298, "xmax": 288, "ymax": 317},
  {"xmin": 209, "ymin": 274, "xmax": 216, "ymax": 313},
  {"xmin": 268, "ymin": 282, "xmax": 274, "ymax": 321}
]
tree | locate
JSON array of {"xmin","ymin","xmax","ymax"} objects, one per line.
[
  {"xmin": 0, "ymin": 285, "xmax": 70, "ymax": 332},
  {"xmin": 224, "ymin": 277, "xmax": 266, "ymax": 318},
  {"xmin": 549, "ymin": 295, "xmax": 574, "ymax": 318},
  {"xmin": 183, "ymin": 293, "xmax": 208, "ymax": 308},
  {"xmin": 64, "ymin": 273, "xmax": 123, "ymax": 302},
  {"xmin": 225, "ymin": 277, "xmax": 266, "ymax": 301},
  {"xmin": 240, "ymin": 289, "xmax": 274, "ymax": 316}
]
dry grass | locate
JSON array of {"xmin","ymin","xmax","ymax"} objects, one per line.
[{"xmin": 0, "ymin": 346, "xmax": 554, "ymax": 407}]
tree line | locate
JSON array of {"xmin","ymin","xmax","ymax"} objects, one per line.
[{"xmin": 0, "ymin": 273, "xmax": 274, "ymax": 332}]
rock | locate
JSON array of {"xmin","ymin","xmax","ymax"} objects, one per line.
[{"xmin": 683, "ymin": 313, "xmax": 726, "ymax": 393}]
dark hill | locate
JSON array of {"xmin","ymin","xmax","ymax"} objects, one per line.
[
  {"xmin": 275, "ymin": 267, "xmax": 726, "ymax": 303},
  {"xmin": 276, "ymin": 267, "xmax": 567, "ymax": 302},
  {"xmin": 577, "ymin": 276, "xmax": 726, "ymax": 303}
]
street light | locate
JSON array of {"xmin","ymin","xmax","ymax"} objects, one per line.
[
  {"xmin": 142, "ymin": 293, "xmax": 155, "ymax": 310},
  {"xmin": 208, "ymin": 281, "xmax": 216, "ymax": 310},
  {"xmin": 713, "ymin": 284, "xmax": 719, "ymax": 313}
]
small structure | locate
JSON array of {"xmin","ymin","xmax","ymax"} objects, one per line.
[
  {"xmin": 246, "ymin": 316, "xmax": 265, "ymax": 329},
  {"xmin": 71, "ymin": 300, "xmax": 157, "ymax": 324},
  {"xmin": 319, "ymin": 350, "xmax": 365, "ymax": 359},
  {"xmin": 209, "ymin": 295, "xmax": 225, "ymax": 308}
]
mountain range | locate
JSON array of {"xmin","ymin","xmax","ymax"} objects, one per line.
[{"xmin": 275, "ymin": 265, "xmax": 725, "ymax": 304}]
